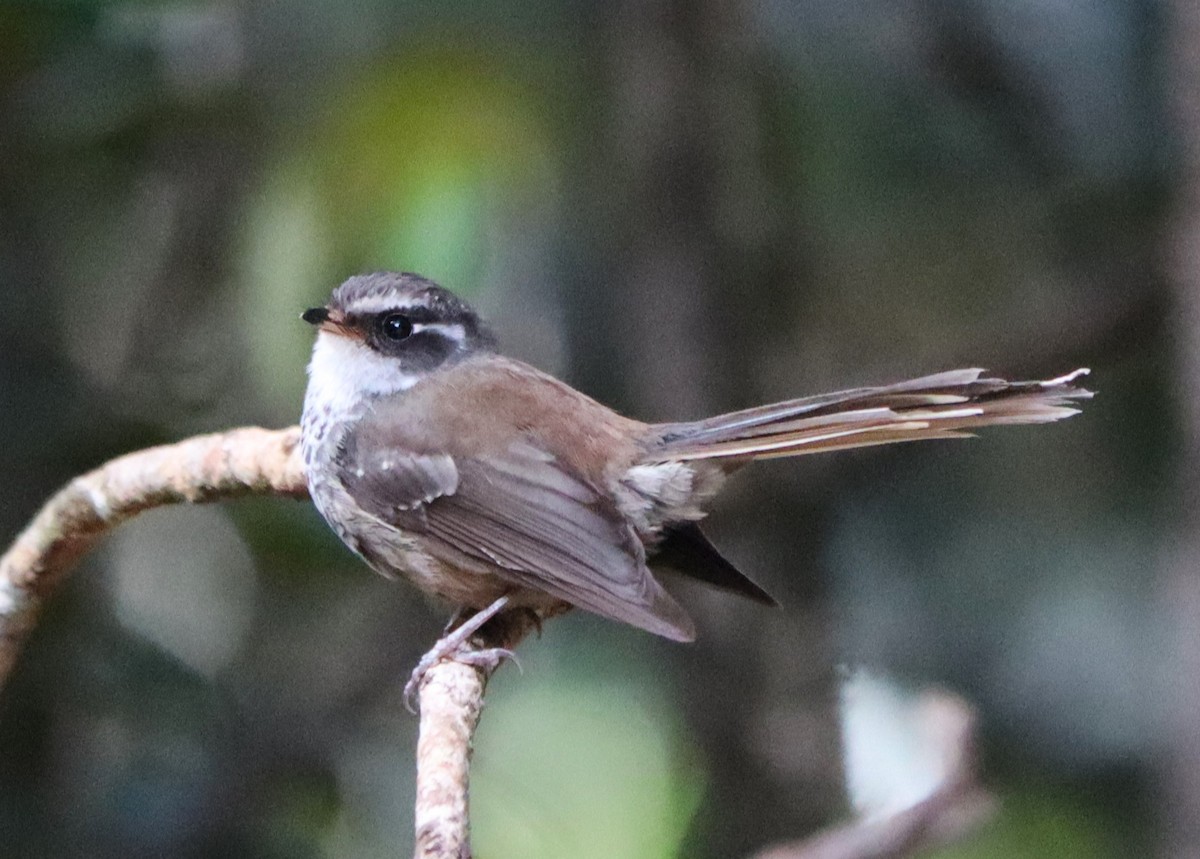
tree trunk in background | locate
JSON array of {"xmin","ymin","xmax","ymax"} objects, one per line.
[
  {"xmin": 566, "ymin": 1, "xmax": 844, "ymax": 854},
  {"xmin": 1163, "ymin": 3, "xmax": 1200, "ymax": 857}
]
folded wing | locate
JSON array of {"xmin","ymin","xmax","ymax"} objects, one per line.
[{"xmin": 339, "ymin": 432, "xmax": 696, "ymax": 642}]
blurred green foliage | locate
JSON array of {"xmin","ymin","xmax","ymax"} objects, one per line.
[
  {"xmin": 238, "ymin": 49, "xmax": 559, "ymax": 416},
  {"xmin": 473, "ymin": 639, "xmax": 704, "ymax": 858},
  {"xmin": 934, "ymin": 788, "xmax": 1125, "ymax": 859},
  {"xmin": 0, "ymin": 0, "xmax": 1174, "ymax": 856}
]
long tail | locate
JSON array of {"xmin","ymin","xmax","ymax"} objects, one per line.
[{"xmin": 647, "ymin": 368, "xmax": 1091, "ymax": 463}]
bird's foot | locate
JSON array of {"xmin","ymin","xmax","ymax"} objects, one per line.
[{"xmin": 404, "ymin": 596, "xmax": 518, "ymax": 713}]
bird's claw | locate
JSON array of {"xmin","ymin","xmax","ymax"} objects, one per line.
[
  {"xmin": 458, "ymin": 646, "xmax": 521, "ymax": 672},
  {"xmin": 403, "ymin": 596, "xmax": 514, "ymax": 713}
]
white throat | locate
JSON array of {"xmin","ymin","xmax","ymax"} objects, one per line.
[{"xmin": 303, "ymin": 331, "xmax": 420, "ymax": 423}]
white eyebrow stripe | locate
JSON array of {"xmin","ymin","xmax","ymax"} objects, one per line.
[
  {"xmin": 412, "ymin": 322, "xmax": 466, "ymax": 341},
  {"xmin": 345, "ymin": 295, "xmax": 432, "ymax": 314}
]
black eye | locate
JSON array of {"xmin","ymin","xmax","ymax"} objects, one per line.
[{"xmin": 379, "ymin": 313, "xmax": 413, "ymax": 341}]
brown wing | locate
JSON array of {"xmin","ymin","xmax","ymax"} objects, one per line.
[{"xmin": 338, "ymin": 405, "xmax": 695, "ymax": 642}]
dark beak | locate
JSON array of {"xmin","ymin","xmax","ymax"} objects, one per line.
[{"xmin": 302, "ymin": 307, "xmax": 330, "ymax": 326}]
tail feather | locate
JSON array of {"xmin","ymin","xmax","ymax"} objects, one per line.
[{"xmin": 648, "ymin": 368, "xmax": 1091, "ymax": 463}]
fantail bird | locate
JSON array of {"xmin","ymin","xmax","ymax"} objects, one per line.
[{"xmin": 300, "ymin": 272, "xmax": 1090, "ymax": 684}]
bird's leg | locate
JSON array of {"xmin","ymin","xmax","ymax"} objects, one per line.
[{"xmin": 404, "ymin": 595, "xmax": 519, "ymax": 712}]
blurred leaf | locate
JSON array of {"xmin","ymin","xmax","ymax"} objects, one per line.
[
  {"xmin": 378, "ymin": 159, "xmax": 485, "ymax": 290},
  {"xmin": 472, "ymin": 660, "xmax": 704, "ymax": 859},
  {"xmin": 308, "ymin": 47, "xmax": 557, "ymax": 283},
  {"xmin": 235, "ymin": 46, "xmax": 559, "ymax": 420},
  {"xmin": 259, "ymin": 769, "xmax": 341, "ymax": 859},
  {"xmin": 237, "ymin": 162, "xmax": 336, "ymax": 420},
  {"xmin": 930, "ymin": 787, "xmax": 1122, "ymax": 859}
]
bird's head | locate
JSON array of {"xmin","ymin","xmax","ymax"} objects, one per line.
[{"xmin": 303, "ymin": 272, "xmax": 496, "ymax": 404}]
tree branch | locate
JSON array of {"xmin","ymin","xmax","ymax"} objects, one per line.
[
  {"xmin": 0, "ymin": 425, "xmax": 537, "ymax": 858},
  {"xmin": 413, "ymin": 609, "xmax": 543, "ymax": 859},
  {"xmin": 749, "ymin": 690, "xmax": 993, "ymax": 859},
  {"xmin": 0, "ymin": 427, "xmax": 991, "ymax": 859},
  {"xmin": 0, "ymin": 426, "xmax": 307, "ymax": 685}
]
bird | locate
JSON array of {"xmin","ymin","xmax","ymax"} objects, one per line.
[{"xmin": 299, "ymin": 271, "xmax": 1090, "ymax": 699}]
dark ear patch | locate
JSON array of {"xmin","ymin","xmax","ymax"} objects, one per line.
[
  {"xmin": 391, "ymin": 330, "xmax": 457, "ymax": 371},
  {"xmin": 366, "ymin": 323, "xmax": 458, "ymax": 370}
]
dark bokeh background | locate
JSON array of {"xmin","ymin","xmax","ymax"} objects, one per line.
[{"xmin": 0, "ymin": 1, "xmax": 1183, "ymax": 856}]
